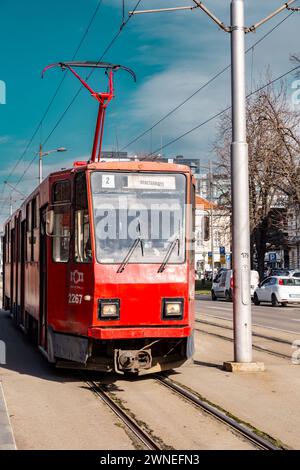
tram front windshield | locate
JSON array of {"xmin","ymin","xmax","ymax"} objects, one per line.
[{"xmin": 91, "ymin": 172, "xmax": 186, "ymax": 264}]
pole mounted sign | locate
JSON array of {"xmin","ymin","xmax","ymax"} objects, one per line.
[{"xmin": 268, "ymin": 252, "xmax": 277, "ymax": 263}]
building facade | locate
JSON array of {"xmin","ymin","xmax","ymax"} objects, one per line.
[{"xmin": 195, "ymin": 195, "xmax": 231, "ymax": 274}]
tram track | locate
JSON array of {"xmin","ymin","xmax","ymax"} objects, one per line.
[
  {"xmin": 85, "ymin": 378, "xmax": 162, "ymax": 450},
  {"xmin": 84, "ymin": 373, "xmax": 284, "ymax": 450},
  {"xmin": 155, "ymin": 375, "xmax": 284, "ymax": 451},
  {"xmin": 196, "ymin": 318, "xmax": 292, "ymax": 346},
  {"xmin": 195, "ymin": 322, "xmax": 291, "ymax": 360}
]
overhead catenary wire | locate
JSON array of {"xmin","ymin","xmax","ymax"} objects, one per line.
[
  {"xmin": 3, "ymin": 0, "xmax": 104, "ymax": 185},
  {"xmin": 0, "ymin": 0, "xmax": 144, "ymax": 219},
  {"xmin": 2, "ymin": 3, "xmax": 292, "ymax": 190},
  {"xmin": 43, "ymin": 0, "xmax": 143, "ymax": 147},
  {"xmin": 141, "ymin": 64, "xmax": 300, "ymax": 159},
  {"xmin": 0, "ymin": 0, "xmax": 105, "ymax": 217},
  {"xmin": 287, "ymin": 5, "xmax": 300, "ymax": 11},
  {"xmin": 120, "ymin": 10, "xmax": 296, "ymax": 151},
  {"xmin": 1, "ymin": 2, "xmax": 296, "ymax": 215}
]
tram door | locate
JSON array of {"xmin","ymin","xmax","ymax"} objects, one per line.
[
  {"xmin": 39, "ymin": 208, "xmax": 48, "ymax": 349},
  {"xmin": 10, "ymin": 228, "xmax": 15, "ymax": 314},
  {"xmin": 14, "ymin": 218, "xmax": 19, "ymax": 324},
  {"xmin": 20, "ymin": 220, "xmax": 26, "ymax": 327}
]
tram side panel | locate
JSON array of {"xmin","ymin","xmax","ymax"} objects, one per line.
[
  {"xmin": 3, "ymin": 229, "xmax": 11, "ymax": 310},
  {"xmin": 24, "ymin": 198, "xmax": 40, "ymax": 325}
]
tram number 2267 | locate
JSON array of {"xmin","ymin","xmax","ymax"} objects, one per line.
[{"xmin": 68, "ymin": 293, "xmax": 83, "ymax": 305}]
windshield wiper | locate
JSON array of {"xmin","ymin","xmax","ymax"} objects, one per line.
[
  {"xmin": 158, "ymin": 237, "xmax": 180, "ymax": 273},
  {"xmin": 117, "ymin": 221, "xmax": 144, "ymax": 273}
]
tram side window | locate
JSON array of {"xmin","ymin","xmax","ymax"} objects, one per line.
[
  {"xmin": 8, "ymin": 225, "xmax": 10, "ymax": 263},
  {"xmin": 3, "ymin": 225, "xmax": 8, "ymax": 263},
  {"xmin": 11, "ymin": 229, "xmax": 15, "ymax": 263},
  {"xmin": 191, "ymin": 183, "xmax": 196, "ymax": 265},
  {"xmin": 32, "ymin": 197, "xmax": 37, "ymax": 229},
  {"xmin": 26, "ymin": 203, "xmax": 31, "ymax": 262},
  {"xmin": 74, "ymin": 172, "xmax": 91, "ymax": 263},
  {"xmin": 2, "ymin": 233, "xmax": 6, "ymax": 267},
  {"xmin": 5, "ymin": 224, "xmax": 9, "ymax": 263},
  {"xmin": 31, "ymin": 197, "xmax": 37, "ymax": 261},
  {"xmin": 52, "ymin": 181, "xmax": 71, "ymax": 263}
]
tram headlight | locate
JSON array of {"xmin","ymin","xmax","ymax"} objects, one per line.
[
  {"xmin": 99, "ymin": 299, "xmax": 120, "ymax": 320},
  {"xmin": 162, "ymin": 299, "xmax": 184, "ymax": 319}
]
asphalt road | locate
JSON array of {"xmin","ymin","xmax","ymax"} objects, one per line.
[{"xmin": 196, "ymin": 296, "xmax": 300, "ymax": 334}]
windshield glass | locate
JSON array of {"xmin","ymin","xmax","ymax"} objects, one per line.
[{"xmin": 91, "ymin": 172, "xmax": 186, "ymax": 264}]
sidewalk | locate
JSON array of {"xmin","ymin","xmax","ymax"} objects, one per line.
[
  {"xmin": 173, "ymin": 327, "xmax": 300, "ymax": 449},
  {"xmin": 0, "ymin": 285, "xmax": 15, "ymax": 449},
  {"xmin": 0, "ymin": 382, "xmax": 16, "ymax": 450}
]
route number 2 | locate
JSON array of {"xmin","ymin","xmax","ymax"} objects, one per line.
[{"xmin": 102, "ymin": 174, "xmax": 115, "ymax": 188}]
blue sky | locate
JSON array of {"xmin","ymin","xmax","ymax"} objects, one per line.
[{"xmin": 0, "ymin": 0, "xmax": 299, "ymax": 222}]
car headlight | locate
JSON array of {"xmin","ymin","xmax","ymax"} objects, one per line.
[
  {"xmin": 162, "ymin": 299, "xmax": 184, "ymax": 319},
  {"xmin": 99, "ymin": 299, "xmax": 120, "ymax": 320}
]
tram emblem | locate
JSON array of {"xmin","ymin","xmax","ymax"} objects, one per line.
[{"xmin": 70, "ymin": 270, "xmax": 84, "ymax": 285}]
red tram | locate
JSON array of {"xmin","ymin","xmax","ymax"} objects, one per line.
[{"xmin": 2, "ymin": 62, "xmax": 195, "ymax": 375}]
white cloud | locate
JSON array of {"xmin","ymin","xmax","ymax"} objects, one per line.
[
  {"xmin": 1, "ymin": 0, "xmax": 299, "ymax": 221},
  {"xmin": 114, "ymin": 0, "xmax": 299, "ymax": 157}
]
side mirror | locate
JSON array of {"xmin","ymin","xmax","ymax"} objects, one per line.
[{"xmin": 46, "ymin": 210, "xmax": 54, "ymax": 236}]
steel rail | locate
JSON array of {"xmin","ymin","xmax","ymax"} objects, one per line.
[
  {"xmin": 155, "ymin": 375, "xmax": 283, "ymax": 451},
  {"xmin": 196, "ymin": 319, "xmax": 292, "ymax": 346},
  {"xmin": 85, "ymin": 379, "xmax": 161, "ymax": 450},
  {"xmin": 195, "ymin": 328, "xmax": 291, "ymax": 360}
]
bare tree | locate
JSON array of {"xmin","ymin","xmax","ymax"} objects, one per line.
[{"xmin": 214, "ymin": 77, "xmax": 300, "ymax": 278}]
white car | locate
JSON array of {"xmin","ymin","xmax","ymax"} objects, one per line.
[
  {"xmin": 253, "ymin": 276, "xmax": 300, "ymax": 307},
  {"xmin": 212, "ymin": 269, "xmax": 259, "ymax": 301}
]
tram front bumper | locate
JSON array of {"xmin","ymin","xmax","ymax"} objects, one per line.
[{"xmin": 88, "ymin": 325, "xmax": 191, "ymax": 340}]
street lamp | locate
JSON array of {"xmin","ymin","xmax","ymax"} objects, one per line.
[{"xmin": 38, "ymin": 144, "xmax": 67, "ymax": 184}]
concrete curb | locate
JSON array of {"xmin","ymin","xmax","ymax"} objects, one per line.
[{"xmin": 0, "ymin": 383, "xmax": 16, "ymax": 450}]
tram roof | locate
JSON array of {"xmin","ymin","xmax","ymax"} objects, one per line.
[{"xmin": 50, "ymin": 160, "xmax": 192, "ymax": 177}]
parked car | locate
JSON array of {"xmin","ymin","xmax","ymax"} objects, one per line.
[
  {"xmin": 211, "ymin": 269, "xmax": 259, "ymax": 301},
  {"xmin": 292, "ymin": 271, "xmax": 300, "ymax": 278},
  {"xmin": 253, "ymin": 276, "xmax": 300, "ymax": 307}
]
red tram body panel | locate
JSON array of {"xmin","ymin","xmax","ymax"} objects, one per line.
[{"xmin": 3, "ymin": 161, "xmax": 195, "ymax": 375}]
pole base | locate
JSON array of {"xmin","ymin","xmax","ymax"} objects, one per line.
[{"xmin": 223, "ymin": 361, "xmax": 265, "ymax": 373}]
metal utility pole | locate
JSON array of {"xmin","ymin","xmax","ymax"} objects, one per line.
[
  {"xmin": 130, "ymin": 0, "xmax": 299, "ymax": 366},
  {"xmin": 230, "ymin": 0, "xmax": 251, "ymax": 362},
  {"xmin": 39, "ymin": 144, "xmax": 43, "ymax": 185},
  {"xmin": 209, "ymin": 160, "xmax": 214, "ymax": 276},
  {"xmin": 2, "ymin": 182, "xmax": 26, "ymax": 217}
]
